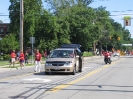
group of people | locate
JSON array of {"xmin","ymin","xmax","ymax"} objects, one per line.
[
  {"xmin": 9, "ymin": 49, "xmax": 42, "ymax": 73},
  {"xmin": 9, "ymin": 50, "xmax": 28, "ymax": 69}
]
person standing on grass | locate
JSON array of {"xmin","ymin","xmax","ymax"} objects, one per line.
[
  {"xmin": 34, "ymin": 49, "xmax": 42, "ymax": 73},
  {"xmin": 25, "ymin": 51, "xmax": 29, "ymax": 64},
  {"xmin": 9, "ymin": 50, "xmax": 16, "ymax": 68},
  {"xmin": 44, "ymin": 51, "xmax": 47, "ymax": 59},
  {"xmin": 19, "ymin": 51, "xmax": 25, "ymax": 69}
]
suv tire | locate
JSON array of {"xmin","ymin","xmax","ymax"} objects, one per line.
[
  {"xmin": 45, "ymin": 72, "xmax": 50, "ymax": 75},
  {"xmin": 72, "ymin": 66, "xmax": 76, "ymax": 75}
]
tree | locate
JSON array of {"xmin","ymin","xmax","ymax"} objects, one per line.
[
  {"xmin": 8, "ymin": 0, "xmax": 43, "ymax": 50},
  {"xmin": 0, "ymin": 20, "xmax": 3, "ymax": 23},
  {"xmin": 35, "ymin": 10, "xmax": 59, "ymax": 52},
  {"xmin": 0, "ymin": 33, "xmax": 19, "ymax": 54}
]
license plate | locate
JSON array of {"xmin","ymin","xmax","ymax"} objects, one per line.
[{"xmin": 55, "ymin": 66, "xmax": 60, "ymax": 70}]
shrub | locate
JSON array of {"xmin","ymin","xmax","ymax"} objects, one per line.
[
  {"xmin": 83, "ymin": 52, "xmax": 93, "ymax": 57},
  {"xmin": 3, "ymin": 54, "xmax": 10, "ymax": 60}
]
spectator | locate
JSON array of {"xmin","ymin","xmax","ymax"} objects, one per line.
[
  {"xmin": 19, "ymin": 51, "xmax": 25, "ymax": 69},
  {"xmin": 34, "ymin": 49, "xmax": 42, "ymax": 73},
  {"xmin": 44, "ymin": 51, "xmax": 47, "ymax": 59},
  {"xmin": 9, "ymin": 50, "xmax": 16, "ymax": 68},
  {"xmin": 25, "ymin": 51, "xmax": 29, "ymax": 64}
]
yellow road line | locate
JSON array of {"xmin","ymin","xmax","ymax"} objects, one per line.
[{"xmin": 48, "ymin": 58, "xmax": 123, "ymax": 92}]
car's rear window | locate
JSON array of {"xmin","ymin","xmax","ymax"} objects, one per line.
[{"xmin": 49, "ymin": 50, "xmax": 74, "ymax": 58}]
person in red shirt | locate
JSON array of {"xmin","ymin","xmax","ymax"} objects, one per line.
[
  {"xmin": 34, "ymin": 49, "xmax": 42, "ymax": 73},
  {"xmin": 104, "ymin": 51, "xmax": 111, "ymax": 63},
  {"xmin": 9, "ymin": 49, "xmax": 16, "ymax": 68},
  {"xmin": 44, "ymin": 51, "xmax": 47, "ymax": 59},
  {"xmin": 19, "ymin": 51, "xmax": 25, "ymax": 69}
]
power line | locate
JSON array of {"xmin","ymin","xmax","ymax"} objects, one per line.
[{"xmin": 110, "ymin": 10, "xmax": 133, "ymax": 12}]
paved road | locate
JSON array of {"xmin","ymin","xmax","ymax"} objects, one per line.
[{"xmin": 0, "ymin": 55, "xmax": 123, "ymax": 99}]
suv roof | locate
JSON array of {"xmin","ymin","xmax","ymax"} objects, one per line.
[
  {"xmin": 60, "ymin": 44, "xmax": 81, "ymax": 48},
  {"xmin": 55, "ymin": 48, "xmax": 74, "ymax": 50}
]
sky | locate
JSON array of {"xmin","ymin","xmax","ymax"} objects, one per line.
[{"xmin": 0, "ymin": 0, "xmax": 133, "ymax": 37}]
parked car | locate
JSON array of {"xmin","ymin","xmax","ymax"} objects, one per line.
[{"xmin": 44, "ymin": 44, "xmax": 84, "ymax": 75}]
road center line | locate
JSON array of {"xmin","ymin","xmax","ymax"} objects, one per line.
[{"xmin": 48, "ymin": 58, "xmax": 122, "ymax": 92}]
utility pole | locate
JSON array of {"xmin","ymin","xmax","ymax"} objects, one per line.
[{"xmin": 20, "ymin": 0, "xmax": 23, "ymax": 52}]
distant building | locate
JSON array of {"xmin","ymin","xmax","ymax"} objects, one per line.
[{"xmin": 0, "ymin": 23, "xmax": 10, "ymax": 38}]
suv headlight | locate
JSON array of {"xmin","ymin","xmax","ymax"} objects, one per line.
[
  {"xmin": 45, "ymin": 63, "xmax": 53, "ymax": 66},
  {"xmin": 64, "ymin": 61, "xmax": 72, "ymax": 66}
]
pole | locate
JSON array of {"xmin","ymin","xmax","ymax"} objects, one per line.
[
  {"xmin": 93, "ymin": 41, "xmax": 96, "ymax": 56},
  {"xmin": 32, "ymin": 44, "xmax": 34, "ymax": 64},
  {"xmin": 20, "ymin": 0, "xmax": 23, "ymax": 52}
]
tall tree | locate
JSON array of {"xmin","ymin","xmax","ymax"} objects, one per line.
[
  {"xmin": 8, "ymin": 0, "xmax": 43, "ymax": 49},
  {"xmin": 0, "ymin": 33, "xmax": 19, "ymax": 54}
]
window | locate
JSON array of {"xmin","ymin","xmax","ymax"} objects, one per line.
[{"xmin": 0, "ymin": 27, "xmax": 4, "ymax": 34}]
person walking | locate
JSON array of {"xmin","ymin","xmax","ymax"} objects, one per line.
[
  {"xmin": 19, "ymin": 51, "xmax": 25, "ymax": 69},
  {"xmin": 9, "ymin": 49, "xmax": 16, "ymax": 68},
  {"xmin": 34, "ymin": 49, "xmax": 42, "ymax": 73},
  {"xmin": 44, "ymin": 51, "xmax": 47, "ymax": 59},
  {"xmin": 25, "ymin": 51, "xmax": 29, "ymax": 64}
]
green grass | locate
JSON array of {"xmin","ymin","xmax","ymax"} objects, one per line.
[
  {"xmin": 83, "ymin": 52, "xmax": 94, "ymax": 57},
  {"xmin": 0, "ymin": 60, "xmax": 45, "ymax": 68},
  {"xmin": 0, "ymin": 61, "xmax": 10, "ymax": 66}
]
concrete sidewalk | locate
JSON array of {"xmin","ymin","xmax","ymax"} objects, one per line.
[{"xmin": 0, "ymin": 56, "xmax": 102, "ymax": 73}]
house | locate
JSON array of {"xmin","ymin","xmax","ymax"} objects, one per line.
[{"xmin": 0, "ymin": 23, "xmax": 9, "ymax": 38}]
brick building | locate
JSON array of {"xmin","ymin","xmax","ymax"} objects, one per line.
[{"xmin": 0, "ymin": 23, "xmax": 9, "ymax": 38}]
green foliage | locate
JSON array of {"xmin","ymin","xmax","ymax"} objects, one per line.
[
  {"xmin": 5, "ymin": 0, "xmax": 132, "ymax": 54},
  {"xmin": 0, "ymin": 20, "xmax": 3, "ymax": 23},
  {"xmin": 0, "ymin": 33, "xmax": 19, "ymax": 53},
  {"xmin": 3, "ymin": 54, "xmax": 10, "ymax": 60},
  {"xmin": 83, "ymin": 52, "xmax": 93, "ymax": 57}
]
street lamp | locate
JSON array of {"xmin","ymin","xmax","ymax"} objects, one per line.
[{"xmin": 30, "ymin": 37, "xmax": 35, "ymax": 64}]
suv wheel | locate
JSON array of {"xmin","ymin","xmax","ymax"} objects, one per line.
[
  {"xmin": 79, "ymin": 66, "xmax": 82, "ymax": 72},
  {"xmin": 72, "ymin": 66, "xmax": 76, "ymax": 75},
  {"xmin": 45, "ymin": 72, "xmax": 49, "ymax": 75}
]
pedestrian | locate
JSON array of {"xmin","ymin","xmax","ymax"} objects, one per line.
[
  {"xmin": 19, "ymin": 51, "xmax": 25, "ymax": 69},
  {"xmin": 44, "ymin": 51, "xmax": 47, "ymax": 59},
  {"xmin": 9, "ymin": 49, "xmax": 16, "ymax": 68},
  {"xmin": 25, "ymin": 51, "xmax": 29, "ymax": 64},
  {"xmin": 16, "ymin": 51, "xmax": 20, "ymax": 61},
  {"xmin": 34, "ymin": 49, "xmax": 42, "ymax": 73}
]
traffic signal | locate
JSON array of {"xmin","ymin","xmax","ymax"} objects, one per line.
[
  {"xmin": 124, "ymin": 19, "xmax": 131, "ymax": 26},
  {"xmin": 117, "ymin": 37, "xmax": 120, "ymax": 41},
  {"xmin": 126, "ymin": 20, "xmax": 128, "ymax": 26}
]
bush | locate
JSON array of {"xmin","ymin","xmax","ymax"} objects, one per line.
[
  {"xmin": 83, "ymin": 52, "xmax": 93, "ymax": 57},
  {"xmin": 3, "ymin": 54, "xmax": 10, "ymax": 60}
]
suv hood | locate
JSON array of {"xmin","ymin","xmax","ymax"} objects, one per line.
[{"xmin": 46, "ymin": 58, "xmax": 74, "ymax": 62}]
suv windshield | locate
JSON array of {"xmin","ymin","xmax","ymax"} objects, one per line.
[{"xmin": 49, "ymin": 50, "xmax": 74, "ymax": 58}]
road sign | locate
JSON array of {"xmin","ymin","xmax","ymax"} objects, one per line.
[
  {"xmin": 30, "ymin": 37, "xmax": 35, "ymax": 44},
  {"xmin": 121, "ymin": 44, "xmax": 132, "ymax": 46}
]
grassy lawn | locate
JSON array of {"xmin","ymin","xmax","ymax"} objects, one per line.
[
  {"xmin": 0, "ymin": 61, "xmax": 10, "ymax": 66},
  {"xmin": 0, "ymin": 60, "xmax": 45, "ymax": 68}
]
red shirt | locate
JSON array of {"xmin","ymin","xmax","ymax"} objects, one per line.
[
  {"xmin": 35, "ymin": 53, "xmax": 42, "ymax": 61},
  {"xmin": 19, "ymin": 53, "xmax": 25, "ymax": 60},
  {"xmin": 104, "ymin": 52, "xmax": 111, "ymax": 58},
  {"xmin": 10, "ymin": 52, "xmax": 16, "ymax": 58}
]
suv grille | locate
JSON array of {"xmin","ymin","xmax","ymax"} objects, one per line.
[{"xmin": 46, "ymin": 61, "xmax": 66, "ymax": 66}]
